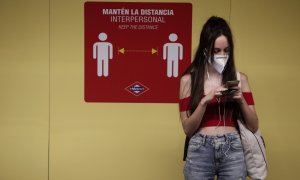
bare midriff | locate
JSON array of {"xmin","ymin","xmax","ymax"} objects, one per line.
[{"xmin": 199, "ymin": 126, "xmax": 238, "ymax": 135}]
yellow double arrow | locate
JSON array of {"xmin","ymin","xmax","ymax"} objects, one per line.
[{"xmin": 118, "ymin": 48, "xmax": 158, "ymax": 55}]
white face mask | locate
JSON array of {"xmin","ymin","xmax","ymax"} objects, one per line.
[{"xmin": 208, "ymin": 55, "xmax": 229, "ymax": 74}]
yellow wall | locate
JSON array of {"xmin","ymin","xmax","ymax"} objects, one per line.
[
  {"xmin": 0, "ymin": 0, "xmax": 49, "ymax": 180},
  {"xmin": 0, "ymin": 0, "xmax": 299, "ymax": 179}
]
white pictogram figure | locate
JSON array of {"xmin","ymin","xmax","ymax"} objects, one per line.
[
  {"xmin": 93, "ymin": 32, "xmax": 113, "ymax": 77},
  {"xmin": 163, "ymin": 33, "xmax": 183, "ymax": 78}
]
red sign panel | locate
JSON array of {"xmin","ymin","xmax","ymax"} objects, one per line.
[{"xmin": 84, "ymin": 2, "xmax": 192, "ymax": 103}]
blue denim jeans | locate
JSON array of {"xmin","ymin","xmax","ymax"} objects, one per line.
[{"xmin": 184, "ymin": 132, "xmax": 246, "ymax": 180}]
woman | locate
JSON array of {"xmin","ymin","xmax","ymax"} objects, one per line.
[{"xmin": 179, "ymin": 16, "xmax": 259, "ymax": 180}]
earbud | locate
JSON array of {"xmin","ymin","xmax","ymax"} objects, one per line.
[{"xmin": 203, "ymin": 48, "xmax": 208, "ymax": 58}]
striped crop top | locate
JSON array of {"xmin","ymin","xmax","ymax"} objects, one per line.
[{"xmin": 179, "ymin": 92, "xmax": 254, "ymax": 127}]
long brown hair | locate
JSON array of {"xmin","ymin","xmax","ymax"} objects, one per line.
[{"xmin": 183, "ymin": 16, "xmax": 237, "ymax": 114}]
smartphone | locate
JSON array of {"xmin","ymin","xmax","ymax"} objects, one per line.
[
  {"xmin": 222, "ymin": 80, "xmax": 240, "ymax": 95},
  {"xmin": 225, "ymin": 80, "xmax": 240, "ymax": 88},
  {"xmin": 221, "ymin": 87, "xmax": 239, "ymax": 95}
]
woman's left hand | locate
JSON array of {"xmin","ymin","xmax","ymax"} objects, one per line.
[{"xmin": 230, "ymin": 86, "xmax": 244, "ymax": 104}]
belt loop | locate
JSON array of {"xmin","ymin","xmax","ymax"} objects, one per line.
[
  {"xmin": 224, "ymin": 134, "xmax": 229, "ymax": 144},
  {"xmin": 202, "ymin": 135, "xmax": 207, "ymax": 146}
]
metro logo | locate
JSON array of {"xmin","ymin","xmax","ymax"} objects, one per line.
[{"xmin": 125, "ymin": 82, "xmax": 149, "ymax": 96}]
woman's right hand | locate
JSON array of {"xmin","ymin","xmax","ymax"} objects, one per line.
[{"xmin": 200, "ymin": 87, "xmax": 227, "ymax": 105}]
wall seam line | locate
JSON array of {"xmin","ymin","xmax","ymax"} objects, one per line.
[{"xmin": 48, "ymin": 0, "xmax": 51, "ymax": 180}]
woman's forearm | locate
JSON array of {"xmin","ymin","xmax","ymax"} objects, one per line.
[
  {"xmin": 238, "ymin": 98, "xmax": 259, "ymax": 133},
  {"xmin": 182, "ymin": 98, "xmax": 208, "ymax": 137}
]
